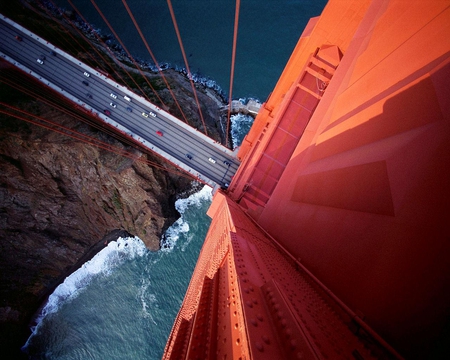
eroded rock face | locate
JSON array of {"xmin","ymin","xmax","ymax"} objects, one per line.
[
  {"xmin": 0, "ymin": 5, "xmax": 227, "ymax": 352},
  {"xmin": 0, "ymin": 106, "xmax": 196, "ymax": 357}
]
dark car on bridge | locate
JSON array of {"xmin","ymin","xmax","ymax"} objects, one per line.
[{"xmin": 103, "ymin": 109, "xmax": 111, "ymax": 116}]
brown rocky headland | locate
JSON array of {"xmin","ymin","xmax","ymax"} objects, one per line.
[{"xmin": 0, "ymin": 1, "xmax": 228, "ymax": 357}]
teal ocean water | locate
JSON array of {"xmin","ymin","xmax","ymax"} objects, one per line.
[
  {"xmin": 23, "ymin": 187, "xmax": 213, "ymax": 359},
  {"xmin": 22, "ymin": 1, "xmax": 326, "ymax": 358},
  {"xmin": 49, "ymin": 0, "xmax": 326, "ymax": 100}
]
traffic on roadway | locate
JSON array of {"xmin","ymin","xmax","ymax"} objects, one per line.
[{"xmin": 0, "ymin": 15, "xmax": 239, "ymax": 188}]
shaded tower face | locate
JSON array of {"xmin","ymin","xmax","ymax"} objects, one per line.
[
  {"xmin": 164, "ymin": 0, "xmax": 450, "ymax": 359},
  {"xmin": 164, "ymin": 193, "xmax": 402, "ymax": 359}
]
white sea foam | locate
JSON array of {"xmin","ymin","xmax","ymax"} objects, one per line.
[
  {"xmin": 230, "ymin": 113, "xmax": 254, "ymax": 148},
  {"xmin": 139, "ymin": 278, "xmax": 158, "ymax": 324},
  {"xmin": 180, "ymin": 234, "xmax": 194, "ymax": 252},
  {"xmin": 33, "ymin": 236, "xmax": 146, "ymax": 327},
  {"xmin": 161, "ymin": 185, "xmax": 212, "ymax": 251}
]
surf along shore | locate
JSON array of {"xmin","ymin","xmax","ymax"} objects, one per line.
[{"xmin": 0, "ymin": 0, "xmax": 239, "ymax": 358}]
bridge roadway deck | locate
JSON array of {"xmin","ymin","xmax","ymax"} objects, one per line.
[{"xmin": 0, "ymin": 14, "xmax": 239, "ymax": 189}]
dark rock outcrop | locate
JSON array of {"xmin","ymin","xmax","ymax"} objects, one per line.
[
  {"xmin": 0, "ymin": 68, "xmax": 223, "ymax": 359},
  {"xmin": 0, "ymin": 2, "xmax": 228, "ymax": 357},
  {"xmin": 0, "ymin": 106, "xmax": 192, "ymax": 357}
]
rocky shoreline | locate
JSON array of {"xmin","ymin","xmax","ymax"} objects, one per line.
[
  {"xmin": 0, "ymin": 1, "xmax": 229, "ymax": 358},
  {"xmin": 27, "ymin": 228, "xmax": 132, "ymax": 326},
  {"xmin": 0, "ymin": 96, "xmax": 199, "ymax": 358}
]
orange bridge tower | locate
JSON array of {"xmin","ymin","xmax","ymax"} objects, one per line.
[{"xmin": 163, "ymin": 1, "xmax": 450, "ymax": 359}]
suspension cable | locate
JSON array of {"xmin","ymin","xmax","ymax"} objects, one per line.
[
  {"xmin": 40, "ymin": 0, "xmax": 136, "ymax": 88},
  {"xmin": 166, "ymin": 0, "xmax": 208, "ymax": 135},
  {"xmin": 0, "ymin": 67, "xmax": 200, "ymax": 181},
  {"xmin": 80, "ymin": 0, "xmax": 166, "ymax": 105},
  {"xmin": 67, "ymin": 0, "xmax": 165, "ymax": 106},
  {"xmin": 120, "ymin": 0, "xmax": 190, "ymax": 125},
  {"xmin": 0, "ymin": 102, "xmax": 197, "ymax": 181},
  {"xmin": 30, "ymin": 0, "xmax": 100, "ymax": 69},
  {"xmin": 226, "ymin": 0, "xmax": 241, "ymax": 147},
  {"xmin": 65, "ymin": 0, "xmax": 151, "ymax": 99}
]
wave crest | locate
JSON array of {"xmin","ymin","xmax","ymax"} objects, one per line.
[
  {"xmin": 161, "ymin": 186, "xmax": 212, "ymax": 251},
  {"xmin": 33, "ymin": 237, "xmax": 146, "ymax": 326}
]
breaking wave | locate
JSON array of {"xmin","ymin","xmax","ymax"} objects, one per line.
[
  {"xmin": 161, "ymin": 185, "xmax": 212, "ymax": 251},
  {"xmin": 231, "ymin": 113, "xmax": 254, "ymax": 148},
  {"xmin": 28, "ymin": 237, "xmax": 147, "ymax": 332}
]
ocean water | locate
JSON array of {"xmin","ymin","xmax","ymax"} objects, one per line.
[
  {"xmin": 23, "ymin": 186, "xmax": 213, "ymax": 359},
  {"xmin": 22, "ymin": 1, "xmax": 326, "ymax": 358},
  {"xmin": 49, "ymin": 0, "xmax": 326, "ymax": 100},
  {"xmin": 22, "ymin": 118, "xmax": 250, "ymax": 359}
]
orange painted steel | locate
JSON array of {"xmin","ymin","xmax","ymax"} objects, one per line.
[
  {"xmin": 164, "ymin": 0, "xmax": 450, "ymax": 359},
  {"xmin": 164, "ymin": 195, "xmax": 250, "ymax": 359},
  {"xmin": 164, "ymin": 192, "xmax": 401, "ymax": 359},
  {"xmin": 230, "ymin": 46, "xmax": 341, "ymax": 212}
]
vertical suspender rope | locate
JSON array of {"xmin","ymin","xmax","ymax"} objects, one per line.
[
  {"xmin": 166, "ymin": 0, "xmax": 208, "ymax": 136},
  {"xmin": 84, "ymin": 0, "xmax": 164, "ymax": 104},
  {"xmin": 226, "ymin": 0, "xmax": 241, "ymax": 148},
  {"xmin": 121, "ymin": 0, "xmax": 190, "ymax": 125},
  {"xmin": 0, "ymin": 105, "xmax": 195, "ymax": 180},
  {"xmin": 30, "ymin": 1, "xmax": 83, "ymax": 62},
  {"xmin": 38, "ymin": 0, "xmax": 150, "ymax": 105},
  {"xmin": 43, "ymin": 0, "xmax": 119, "ymax": 79},
  {"xmin": 61, "ymin": 0, "xmax": 144, "ymax": 96}
]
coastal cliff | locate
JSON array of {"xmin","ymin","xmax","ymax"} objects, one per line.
[
  {"xmin": 0, "ymin": 66, "xmax": 224, "ymax": 358},
  {"xmin": 0, "ymin": 2, "xmax": 228, "ymax": 355}
]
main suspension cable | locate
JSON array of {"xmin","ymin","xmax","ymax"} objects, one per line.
[
  {"xmin": 81, "ymin": 0, "xmax": 166, "ymax": 105},
  {"xmin": 0, "ymin": 102, "xmax": 197, "ymax": 181},
  {"xmin": 120, "ymin": 0, "xmax": 190, "ymax": 125},
  {"xmin": 226, "ymin": 0, "xmax": 241, "ymax": 147},
  {"xmin": 166, "ymin": 0, "xmax": 208, "ymax": 135},
  {"xmin": 45, "ymin": 0, "xmax": 128, "ymax": 82}
]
